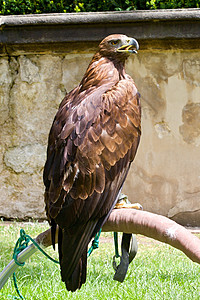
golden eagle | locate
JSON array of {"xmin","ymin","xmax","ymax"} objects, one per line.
[{"xmin": 43, "ymin": 34, "xmax": 141, "ymax": 291}]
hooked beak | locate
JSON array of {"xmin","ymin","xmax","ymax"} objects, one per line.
[{"xmin": 117, "ymin": 38, "xmax": 139, "ymax": 54}]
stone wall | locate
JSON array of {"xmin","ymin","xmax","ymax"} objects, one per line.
[
  {"xmin": 0, "ymin": 11, "xmax": 200, "ymax": 225},
  {"xmin": 0, "ymin": 53, "xmax": 93, "ymax": 219}
]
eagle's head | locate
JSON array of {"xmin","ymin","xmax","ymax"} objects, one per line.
[{"xmin": 98, "ymin": 34, "xmax": 139, "ymax": 60}]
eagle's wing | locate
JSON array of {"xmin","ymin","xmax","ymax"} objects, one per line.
[
  {"xmin": 44, "ymin": 77, "xmax": 140, "ymax": 219},
  {"xmin": 43, "ymin": 76, "xmax": 141, "ymax": 291}
]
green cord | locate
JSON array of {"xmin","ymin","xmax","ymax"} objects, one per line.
[
  {"xmin": 87, "ymin": 229, "xmax": 102, "ymax": 257},
  {"xmin": 13, "ymin": 229, "xmax": 59, "ymax": 265},
  {"xmin": 12, "ymin": 229, "xmax": 60, "ymax": 299},
  {"xmin": 12, "ymin": 273, "xmax": 24, "ymax": 300},
  {"xmin": 11, "ymin": 228, "xmax": 102, "ymax": 299}
]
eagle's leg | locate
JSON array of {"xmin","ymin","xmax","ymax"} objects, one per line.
[
  {"xmin": 113, "ymin": 193, "xmax": 140, "ymax": 283},
  {"xmin": 115, "ymin": 193, "xmax": 143, "ymax": 210}
]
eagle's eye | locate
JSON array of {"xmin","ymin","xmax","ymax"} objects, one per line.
[{"xmin": 110, "ymin": 40, "xmax": 119, "ymax": 46}]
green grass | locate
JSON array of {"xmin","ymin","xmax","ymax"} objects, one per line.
[{"xmin": 0, "ymin": 221, "xmax": 200, "ymax": 299}]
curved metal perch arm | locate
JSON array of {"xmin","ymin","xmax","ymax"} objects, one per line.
[
  {"xmin": 103, "ymin": 209, "xmax": 200, "ymax": 264},
  {"xmin": 0, "ymin": 209, "xmax": 200, "ymax": 290}
]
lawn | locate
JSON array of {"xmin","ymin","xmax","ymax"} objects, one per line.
[{"xmin": 0, "ymin": 221, "xmax": 200, "ymax": 300}]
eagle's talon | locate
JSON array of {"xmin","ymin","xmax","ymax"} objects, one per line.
[
  {"xmin": 114, "ymin": 202, "xmax": 143, "ymax": 210},
  {"xmin": 115, "ymin": 194, "xmax": 143, "ymax": 210}
]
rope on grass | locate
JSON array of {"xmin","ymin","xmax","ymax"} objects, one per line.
[{"xmin": 11, "ymin": 273, "xmax": 24, "ymax": 300}]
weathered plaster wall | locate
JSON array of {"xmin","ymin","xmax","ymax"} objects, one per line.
[
  {"xmin": 0, "ymin": 11, "xmax": 200, "ymax": 225},
  {"xmin": 124, "ymin": 51, "xmax": 200, "ymax": 226}
]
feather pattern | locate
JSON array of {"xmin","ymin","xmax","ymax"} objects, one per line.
[{"xmin": 43, "ymin": 34, "xmax": 141, "ymax": 292}]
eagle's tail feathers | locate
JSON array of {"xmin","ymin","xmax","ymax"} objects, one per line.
[
  {"xmin": 58, "ymin": 221, "xmax": 96, "ymax": 292},
  {"xmin": 65, "ymin": 248, "xmax": 87, "ymax": 291}
]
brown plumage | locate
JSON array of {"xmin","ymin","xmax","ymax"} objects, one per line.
[{"xmin": 43, "ymin": 34, "xmax": 141, "ymax": 292}]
